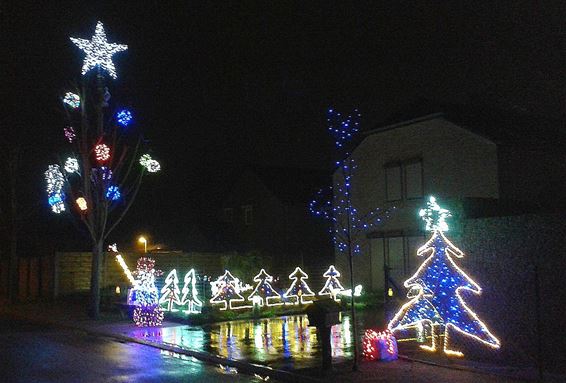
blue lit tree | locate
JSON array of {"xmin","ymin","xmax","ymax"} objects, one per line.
[
  {"xmin": 310, "ymin": 108, "xmax": 394, "ymax": 370},
  {"xmin": 388, "ymin": 197, "xmax": 500, "ymax": 356},
  {"xmin": 44, "ymin": 22, "xmax": 161, "ymax": 319}
]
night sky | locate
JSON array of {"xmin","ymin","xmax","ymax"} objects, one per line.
[{"xmin": 2, "ymin": 2, "xmax": 563, "ymax": 251}]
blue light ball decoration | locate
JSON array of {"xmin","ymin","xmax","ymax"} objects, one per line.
[
  {"xmin": 116, "ymin": 109, "xmax": 133, "ymax": 127},
  {"xmin": 106, "ymin": 185, "xmax": 121, "ymax": 201}
]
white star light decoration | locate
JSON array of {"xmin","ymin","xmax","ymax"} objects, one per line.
[
  {"xmin": 419, "ymin": 196, "xmax": 451, "ymax": 232},
  {"xmin": 70, "ymin": 21, "xmax": 128, "ymax": 79}
]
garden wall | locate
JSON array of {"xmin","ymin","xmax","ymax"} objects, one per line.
[{"xmin": 459, "ymin": 213, "xmax": 565, "ymax": 373}]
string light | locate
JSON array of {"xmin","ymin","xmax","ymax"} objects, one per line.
[
  {"xmin": 63, "ymin": 92, "xmax": 80, "ymax": 108},
  {"xmin": 248, "ymin": 269, "xmax": 282, "ymax": 307},
  {"xmin": 419, "ymin": 196, "xmax": 451, "ymax": 232},
  {"xmin": 115, "ymin": 254, "xmax": 136, "ymax": 285},
  {"xmin": 327, "ymin": 108, "xmax": 361, "ymax": 148},
  {"xmin": 130, "ymin": 257, "xmax": 163, "ymax": 327},
  {"xmin": 283, "ymin": 267, "xmax": 315, "ymax": 305},
  {"xmin": 159, "ymin": 269, "xmax": 182, "ymax": 312},
  {"xmin": 181, "ymin": 269, "xmax": 203, "ymax": 313},
  {"xmin": 45, "ymin": 164, "xmax": 66, "ymax": 213},
  {"xmin": 106, "ymin": 185, "xmax": 121, "ymax": 201},
  {"xmin": 64, "ymin": 126, "xmax": 76, "ymax": 143},
  {"xmin": 388, "ymin": 197, "xmax": 500, "ymax": 356},
  {"xmin": 75, "ymin": 197, "xmax": 88, "ymax": 211},
  {"xmin": 116, "ymin": 109, "xmax": 133, "ymax": 126},
  {"xmin": 64, "ymin": 157, "xmax": 79, "ymax": 173},
  {"xmin": 362, "ymin": 329, "xmax": 398, "ymax": 361},
  {"xmin": 70, "ymin": 21, "xmax": 128, "ymax": 79},
  {"xmin": 210, "ymin": 270, "xmax": 251, "ymax": 310},
  {"xmin": 318, "ymin": 265, "xmax": 345, "ymax": 301},
  {"xmin": 139, "ymin": 154, "xmax": 161, "ymax": 173},
  {"xmin": 94, "ymin": 143, "xmax": 110, "ymax": 162}
]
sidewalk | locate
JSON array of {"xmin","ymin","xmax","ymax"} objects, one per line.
[{"xmin": 0, "ymin": 301, "xmax": 559, "ymax": 383}]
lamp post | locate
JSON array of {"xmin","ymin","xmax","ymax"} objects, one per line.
[{"xmin": 138, "ymin": 236, "xmax": 147, "ymax": 253}]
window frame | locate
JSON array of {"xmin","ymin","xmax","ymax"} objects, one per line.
[
  {"xmin": 242, "ymin": 205, "xmax": 253, "ymax": 226},
  {"xmin": 384, "ymin": 162, "xmax": 403, "ymax": 202},
  {"xmin": 403, "ymin": 157, "xmax": 424, "ymax": 201}
]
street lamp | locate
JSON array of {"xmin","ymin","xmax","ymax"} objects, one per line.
[{"xmin": 138, "ymin": 236, "xmax": 147, "ymax": 253}]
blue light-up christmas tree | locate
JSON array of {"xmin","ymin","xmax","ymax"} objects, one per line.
[
  {"xmin": 388, "ymin": 196, "xmax": 500, "ymax": 356},
  {"xmin": 44, "ymin": 21, "xmax": 161, "ymax": 319},
  {"xmin": 310, "ymin": 108, "xmax": 394, "ymax": 369}
]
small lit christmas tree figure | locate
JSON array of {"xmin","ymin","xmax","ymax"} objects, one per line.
[
  {"xmin": 131, "ymin": 257, "xmax": 164, "ymax": 327},
  {"xmin": 388, "ymin": 196, "xmax": 500, "ymax": 356},
  {"xmin": 181, "ymin": 269, "xmax": 203, "ymax": 314},
  {"xmin": 318, "ymin": 265, "xmax": 345, "ymax": 301},
  {"xmin": 248, "ymin": 269, "xmax": 282, "ymax": 307},
  {"xmin": 284, "ymin": 267, "xmax": 315, "ymax": 305},
  {"xmin": 210, "ymin": 270, "xmax": 247, "ymax": 310},
  {"xmin": 159, "ymin": 269, "xmax": 182, "ymax": 312}
]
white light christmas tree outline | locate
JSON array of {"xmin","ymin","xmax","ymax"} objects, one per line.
[
  {"xmin": 70, "ymin": 21, "xmax": 128, "ymax": 79},
  {"xmin": 388, "ymin": 196, "xmax": 501, "ymax": 356},
  {"xmin": 159, "ymin": 269, "xmax": 182, "ymax": 312},
  {"xmin": 283, "ymin": 267, "xmax": 315, "ymax": 305},
  {"xmin": 247, "ymin": 269, "xmax": 282, "ymax": 307},
  {"xmin": 181, "ymin": 269, "xmax": 203, "ymax": 314},
  {"xmin": 209, "ymin": 270, "xmax": 251, "ymax": 310},
  {"xmin": 318, "ymin": 265, "xmax": 345, "ymax": 301}
]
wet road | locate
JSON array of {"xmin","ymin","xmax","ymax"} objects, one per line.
[{"xmin": 0, "ymin": 318, "xmax": 272, "ymax": 383}]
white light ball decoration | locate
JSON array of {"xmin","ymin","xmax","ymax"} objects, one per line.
[
  {"xmin": 63, "ymin": 92, "xmax": 80, "ymax": 108},
  {"xmin": 45, "ymin": 165, "xmax": 65, "ymax": 194},
  {"xmin": 45, "ymin": 164, "xmax": 66, "ymax": 214},
  {"xmin": 76, "ymin": 197, "xmax": 88, "ymax": 211},
  {"xmin": 64, "ymin": 157, "xmax": 79, "ymax": 173},
  {"xmin": 139, "ymin": 154, "xmax": 161, "ymax": 173},
  {"xmin": 94, "ymin": 144, "xmax": 111, "ymax": 162}
]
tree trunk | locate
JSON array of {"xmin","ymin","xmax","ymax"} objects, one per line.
[
  {"xmin": 8, "ymin": 230, "xmax": 17, "ymax": 303},
  {"xmin": 8, "ymin": 148, "xmax": 19, "ymax": 303},
  {"xmin": 89, "ymin": 240, "xmax": 103, "ymax": 319}
]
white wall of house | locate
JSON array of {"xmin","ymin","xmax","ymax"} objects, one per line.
[{"xmin": 333, "ymin": 115, "xmax": 499, "ymax": 293}]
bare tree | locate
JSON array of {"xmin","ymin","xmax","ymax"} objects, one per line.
[{"xmin": 310, "ymin": 108, "xmax": 395, "ymax": 370}]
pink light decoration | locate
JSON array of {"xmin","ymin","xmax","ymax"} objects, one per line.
[
  {"xmin": 94, "ymin": 143, "xmax": 110, "ymax": 162},
  {"xmin": 362, "ymin": 329, "xmax": 398, "ymax": 361},
  {"xmin": 64, "ymin": 126, "xmax": 76, "ymax": 143}
]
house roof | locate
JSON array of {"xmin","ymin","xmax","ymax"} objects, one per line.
[
  {"xmin": 364, "ymin": 101, "xmax": 565, "ymax": 148},
  {"xmin": 250, "ymin": 166, "xmax": 330, "ymax": 204}
]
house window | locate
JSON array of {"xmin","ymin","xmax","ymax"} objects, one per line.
[
  {"xmin": 242, "ymin": 205, "xmax": 253, "ymax": 225},
  {"xmin": 223, "ymin": 208, "xmax": 233, "ymax": 223},
  {"xmin": 385, "ymin": 163, "xmax": 402, "ymax": 202},
  {"xmin": 405, "ymin": 159, "xmax": 423, "ymax": 199},
  {"xmin": 385, "ymin": 158, "xmax": 423, "ymax": 201}
]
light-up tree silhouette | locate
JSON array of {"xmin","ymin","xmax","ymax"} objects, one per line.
[
  {"xmin": 388, "ymin": 196, "xmax": 500, "ymax": 356},
  {"xmin": 181, "ymin": 269, "xmax": 203, "ymax": 314},
  {"xmin": 318, "ymin": 265, "xmax": 345, "ymax": 301},
  {"xmin": 44, "ymin": 21, "xmax": 161, "ymax": 319},
  {"xmin": 159, "ymin": 270, "xmax": 182, "ymax": 312},
  {"xmin": 283, "ymin": 267, "xmax": 315, "ymax": 305},
  {"xmin": 248, "ymin": 269, "xmax": 282, "ymax": 307},
  {"xmin": 210, "ymin": 270, "xmax": 247, "ymax": 310},
  {"xmin": 310, "ymin": 108, "xmax": 394, "ymax": 369}
]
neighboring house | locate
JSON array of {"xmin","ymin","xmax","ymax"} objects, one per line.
[
  {"xmin": 334, "ymin": 111, "xmax": 565, "ymax": 294},
  {"xmin": 219, "ymin": 167, "xmax": 332, "ymax": 283}
]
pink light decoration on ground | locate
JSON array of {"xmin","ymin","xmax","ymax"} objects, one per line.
[{"xmin": 362, "ymin": 329, "xmax": 398, "ymax": 361}]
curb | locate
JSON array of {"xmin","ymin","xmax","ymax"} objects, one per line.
[{"xmin": 1, "ymin": 310, "xmax": 321, "ymax": 383}]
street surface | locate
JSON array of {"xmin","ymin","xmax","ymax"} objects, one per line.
[{"xmin": 0, "ymin": 318, "xmax": 271, "ymax": 382}]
